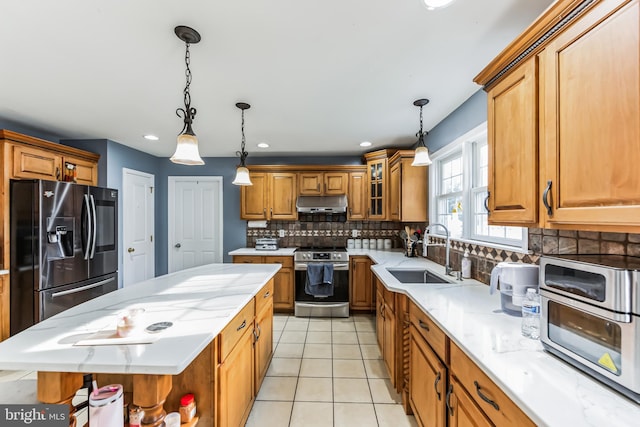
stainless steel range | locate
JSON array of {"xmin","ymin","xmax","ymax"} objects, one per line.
[{"xmin": 294, "ymin": 247, "xmax": 349, "ymax": 317}]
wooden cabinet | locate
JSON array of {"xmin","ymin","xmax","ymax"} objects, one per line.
[
  {"xmin": 388, "ymin": 151, "xmax": 428, "ymax": 222},
  {"xmin": 65, "ymin": 156, "xmax": 98, "ymax": 186},
  {"xmin": 447, "ymin": 375, "xmax": 492, "ymax": 427},
  {"xmin": 218, "ymin": 301, "xmax": 255, "ymax": 427},
  {"xmin": 365, "ymin": 150, "xmax": 394, "ymax": 220},
  {"xmin": 0, "ymin": 274, "xmax": 8, "ymax": 342},
  {"xmin": 477, "ymin": 0, "xmax": 640, "ymax": 232},
  {"xmin": 375, "ymin": 277, "xmax": 396, "ymax": 387},
  {"xmin": 240, "ymin": 172, "xmax": 297, "ymax": 220},
  {"xmin": 11, "ymin": 144, "xmax": 63, "ymax": 181},
  {"xmin": 254, "ymin": 281, "xmax": 274, "ymax": 391},
  {"xmin": 486, "ymin": 57, "xmax": 538, "ymax": 226},
  {"xmin": 233, "ymin": 256, "xmax": 294, "ymax": 312},
  {"xmin": 349, "ymin": 256, "xmax": 373, "ymax": 311},
  {"xmin": 410, "ymin": 324, "xmax": 447, "ymax": 427},
  {"xmin": 348, "ymin": 171, "xmax": 367, "ymax": 220},
  {"xmin": 540, "ymin": 0, "xmax": 640, "ymax": 231},
  {"xmin": 299, "ymin": 172, "xmax": 347, "ymax": 195}
]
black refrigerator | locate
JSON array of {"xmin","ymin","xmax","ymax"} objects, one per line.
[{"xmin": 10, "ymin": 179, "xmax": 119, "ymax": 335}]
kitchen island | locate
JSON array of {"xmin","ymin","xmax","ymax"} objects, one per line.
[{"xmin": 0, "ymin": 263, "xmax": 280, "ymax": 426}]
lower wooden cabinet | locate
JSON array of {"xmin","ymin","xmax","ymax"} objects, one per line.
[
  {"xmin": 350, "ymin": 256, "xmax": 374, "ymax": 311},
  {"xmin": 375, "ymin": 278, "xmax": 396, "ymax": 388},
  {"xmin": 232, "ymin": 256, "xmax": 294, "ymax": 312},
  {"xmin": 447, "ymin": 375, "xmax": 492, "ymax": 427},
  {"xmin": 254, "ymin": 285, "xmax": 274, "ymax": 391},
  {"xmin": 0, "ymin": 274, "xmax": 8, "ymax": 341},
  {"xmin": 410, "ymin": 324, "xmax": 447, "ymax": 427}
]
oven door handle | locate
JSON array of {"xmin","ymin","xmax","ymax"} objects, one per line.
[
  {"xmin": 295, "ymin": 263, "xmax": 349, "ymax": 271},
  {"xmin": 295, "ymin": 302, "xmax": 349, "ymax": 309}
]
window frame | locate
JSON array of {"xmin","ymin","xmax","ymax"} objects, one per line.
[{"xmin": 428, "ymin": 122, "xmax": 528, "ymax": 251}]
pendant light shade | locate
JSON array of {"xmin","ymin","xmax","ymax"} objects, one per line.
[
  {"xmin": 411, "ymin": 98, "xmax": 432, "ymax": 166},
  {"xmin": 232, "ymin": 102, "xmax": 253, "ymax": 186},
  {"xmin": 171, "ymin": 25, "xmax": 204, "ymax": 166},
  {"xmin": 422, "ymin": 0, "xmax": 456, "ymax": 10}
]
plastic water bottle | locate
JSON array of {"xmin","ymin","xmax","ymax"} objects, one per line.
[{"xmin": 521, "ymin": 288, "xmax": 540, "ymax": 339}]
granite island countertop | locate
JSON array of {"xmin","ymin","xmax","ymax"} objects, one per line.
[
  {"xmin": 355, "ymin": 249, "xmax": 640, "ymax": 427},
  {"xmin": 0, "ymin": 263, "xmax": 280, "ymax": 375},
  {"xmin": 229, "ymin": 247, "xmax": 297, "ymax": 256}
]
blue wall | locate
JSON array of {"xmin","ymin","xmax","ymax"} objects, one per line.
[
  {"xmin": 0, "ymin": 118, "xmax": 64, "ymax": 143},
  {"xmin": 423, "ymin": 89, "xmax": 487, "ymax": 152}
]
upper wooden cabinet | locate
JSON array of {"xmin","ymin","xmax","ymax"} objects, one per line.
[
  {"xmin": 476, "ymin": 0, "xmax": 640, "ymax": 232},
  {"xmin": 299, "ymin": 172, "xmax": 347, "ymax": 195},
  {"xmin": 240, "ymin": 172, "xmax": 297, "ymax": 220},
  {"xmin": 388, "ymin": 151, "xmax": 428, "ymax": 222},
  {"xmin": 364, "ymin": 149, "xmax": 396, "ymax": 221},
  {"xmin": 348, "ymin": 171, "xmax": 367, "ymax": 220},
  {"xmin": 486, "ymin": 57, "xmax": 539, "ymax": 226}
]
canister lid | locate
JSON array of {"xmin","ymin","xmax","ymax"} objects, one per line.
[{"xmin": 89, "ymin": 384, "xmax": 123, "ymax": 407}]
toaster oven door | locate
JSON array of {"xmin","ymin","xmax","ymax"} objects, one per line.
[{"xmin": 541, "ymin": 291, "xmax": 640, "ymax": 399}]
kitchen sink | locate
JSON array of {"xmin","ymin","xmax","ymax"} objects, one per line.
[{"xmin": 386, "ymin": 269, "xmax": 451, "ymax": 284}]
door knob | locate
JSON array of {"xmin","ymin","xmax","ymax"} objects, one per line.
[
  {"xmin": 175, "ymin": 243, "xmax": 182, "ymax": 248},
  {"xmin": 127, "ymin": 248, "xmax": 135, "ymax": 253}
]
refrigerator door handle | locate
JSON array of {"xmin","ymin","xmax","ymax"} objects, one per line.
[
  {"xmin": 51, "ymin": 277, "xmax": 116, "ymax": 298},
  {"xmin": 83, "ymin": 194, "xmax": 92, "ymax": 260},
  {"xmin": 89, "ymin": 194, "xmax": 97, "ymax": 259}
]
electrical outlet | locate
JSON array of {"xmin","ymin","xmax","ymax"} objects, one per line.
[
  {"xmin": 278, "ymin": 229, "xmax": 285, "ymax": 238},
  {"xmin": 351, "ymin": 229, "xmax": 359, "ymax": 238}
]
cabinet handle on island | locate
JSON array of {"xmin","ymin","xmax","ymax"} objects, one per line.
[
  {"xmin": 418, "ymin": 319, "xmax": 430, "ymax": 331},
  {"xmin": 543, "ymin": 180, "xmax": 553, "ymax": 216},
  {"xmin": 263, "ymin": 291, "xmax": 271, "ymax": 298},
  {"xmin": 237, "ymin": 320, "xmax": 247, "ymax": 331},
  {"xmin": 474, "ymin": 381, "xmax": 499, "ymax": 411}
]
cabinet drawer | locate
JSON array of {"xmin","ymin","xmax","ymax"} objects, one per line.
[
  {"xmin": 12, "ymin": 145, "xmax": 62, "ymax": 180},
  {"xmin": 233, "ymin": 255, "xmax": 263, "ymax": 264},
  {"xmin": 256, "ymin": 279, "xmax": 274, "ymax": 315},
  {"xmin": 263, "ymin": 256, "xmax": 293, "ymax": 268},
  {"xmin": 220, "ymin": 299, "xmax": 255, "ymax": 361},
  {"xmin": 409, "ymin": 300, "xmax": 448, "ymax": 363},
  {"xmin": 450, "ymin": 341, "xmax": 535, "ymax": 427}
]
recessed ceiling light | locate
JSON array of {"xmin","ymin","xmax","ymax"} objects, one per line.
[
  {"xmin": 422, "ymin": 0, "xmax": 456, "ymax": 10},
  {"xmin": 144, "ymin": 134, "xmax": 159, "ymax": 141},
  {"xmin": 257, "ymin": 143, "xmax": 270, "ymax": 148},
  {"xmin": 360, "ymin": 141, "xmax": 372, "ymax": 147}
]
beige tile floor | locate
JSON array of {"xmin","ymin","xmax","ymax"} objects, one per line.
[
  {"xmin": 0, "ymin": 314, "xmax": 418, "ymax": 427},
  {"xmin": 246, "ymin": 314, "xmax": 419, "ymax": 427}
]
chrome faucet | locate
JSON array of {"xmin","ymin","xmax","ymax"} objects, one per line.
[{"xmin": 425, "ymin": 223, "xmax": 452, "ymax": 276}]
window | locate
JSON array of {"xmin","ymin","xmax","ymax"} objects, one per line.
[{"xmin": 430, "ymin": 122, "xmax": 526, "ymax": 248}]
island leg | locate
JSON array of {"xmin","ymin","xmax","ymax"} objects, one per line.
[
  {"xmin": 133, "ymin": 374, "xmax": 172, "ymax": 427},
  {"xmin": 37, "ymin": 371, "xmax": 83, "ymax": 427}
]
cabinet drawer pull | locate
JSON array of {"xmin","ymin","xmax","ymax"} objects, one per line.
[
  {"xmin": 418, "ymin": 319, "xmax": 430, "ymax": 331},
  {"xmin": 434, "ymin": 372, "xmax": 442, "ymax": 401},
  {"xmin": 237, "ymin": 319, "xmax": 247, "ymax": 331},
  {"xmin": 484, "ymin": 191, "xmax": 490, "ymax": 215},
  {"xmin": 253, "ymin": 328, "xmax": 259, "ymax": 344},
  {"xmin": 542, "ymin": 180, "xmax": 553, "ymax": 216},
  {"xmin": 446, "ymin": 384, "xmax": 453, "ymax": 416},
  {"xmin": 474, "ymin": 380, "xmax": 499, "ymax": 411},
  {"xmin": 55, "ymin": 166, "xmax": 61, "ymax": 180},
  {"xmin": 256, "ymin": 323, "xmax": 261, "ymax": 339},
  {"xmin": 263, "ymin": 291, "xmax": 271, "ymax": 298}
]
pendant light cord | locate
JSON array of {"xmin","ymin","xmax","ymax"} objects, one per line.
[
  {"xmin": 176, "ymin": 42, "xmax": 197, "ymax": 133},
  {"xmin": 237, "ymin": 108, "xmax": 249, "ymax": 166},
  {"xmin": 416, "ymin": 105, "xmax": 427, "ymax": 147}
]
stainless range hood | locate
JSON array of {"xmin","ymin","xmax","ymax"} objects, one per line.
[{"xmin": 296, "ymin": 195, "xmax": 348, "ymax": 213}]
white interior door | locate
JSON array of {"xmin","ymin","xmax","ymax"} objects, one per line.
[
  {"xmin": 122, "ymin": 168, "xmax": 155, "ymax": 286},
  {"xmin": 168, "ymin": 176, "xmax": 223, "ymax": 273}
]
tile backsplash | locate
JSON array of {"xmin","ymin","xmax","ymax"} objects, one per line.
[{"xmin": 426, "ymin": 228, "xmax": 640, "ymax": 285}]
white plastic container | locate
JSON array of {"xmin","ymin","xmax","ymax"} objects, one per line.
[
  {"xmin": 384, "ymin": 239, "xmax": 392, "ymax": 250},
  {"xmin": 164, "ymin": 412, "xmax": 181, "ymax": 427},
  {"xmin": 89, "ymin": 384, "xmax": 123, "ymax": 427},
  {"xmin": 377, "ymin": 239, "xmax": 384, "ymax": 250},
  {"xmin": 461, "ymin": 250, "xmax": 471, "ymax": 279},
  {"xmin": 347, "ymin": 239, "xmax": 355, "ymax": 249},
  {"xmin": 369, "ymin": 238, "xmax": 376, "ymax": 249},
  {"xmin": 362, "ymin": 239, "xmax": 370, "ymax": 249},
  {"xmin": 522, "ymin": 288, "xmax": 541, "ymax": 339},
  {"xmin": 354, "ymin": 239, "xmax": 362, "ymax": 249}
]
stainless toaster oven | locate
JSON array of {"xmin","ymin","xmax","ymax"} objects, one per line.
[{"xmin": 539, "ymin": 255, "xmax": 640, "ymax": 403}]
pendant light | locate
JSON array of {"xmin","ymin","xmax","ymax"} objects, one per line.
[
  {"xmin": 232, "ymin": 102, "xmax": 253, "ymax": 186},
  {"xmin": 422, "ymin": 0, "xmax": 456, "ymax": 10},
  {"xmin": 170, "ymin": 25, "xmax": 204, "ymax": 166},
  {"xmin": 411, "ymin": 98, "xmax": 432, "ymax": 166}
]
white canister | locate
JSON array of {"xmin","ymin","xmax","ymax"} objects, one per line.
[
  {"xmin": 164, "ymin": 412, "xmax": 181, "ymax": 427},
  {"xmin": 369, "ymin": 238, "xmax": 377, "ymax": 249},
  {"xmin": 377, "ymin": 239, "xmax": 384, "ymax": 250},
  {"xmin": 347, "ymin": 239, "xmax": 355, "ymax": 249},
  {"xmin": 384, "ymin": 239, "xmax": 392, "ymax": 250},
  {"xmin": 362, "ymin": 239, "xmax": 370, "ymax": 249},
  {"xmin": 354, "ymin": 239, "xmax": 362, "ymax": 249},
  {"xmin": 89, "ymin": 384, "xmax": 123, "ymax": 427}
]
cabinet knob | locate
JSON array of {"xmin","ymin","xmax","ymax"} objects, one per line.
[
  {"xmin": 175, "ymin": 243, "xmax": 181, "ymax": 248},
  {"xmin": 127, "ymin": 247, "xmax": 135, "ymax": 253}
]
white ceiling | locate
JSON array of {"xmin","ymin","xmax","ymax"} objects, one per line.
[{"xmin": 0, "ymin": 0, "xmax": 553, "ymax": 157}]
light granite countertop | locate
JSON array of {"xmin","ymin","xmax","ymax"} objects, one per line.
[
  {"xmin": 229, "ymin": 247, "xmax": 297, "ymax": 256},
  {"xmin": 358, "ymin": 249, "xmax": 640, "ymax": 427},
  {"xmin": 0, "ymin": 263, "xmax": 280, "ymax": 375}
]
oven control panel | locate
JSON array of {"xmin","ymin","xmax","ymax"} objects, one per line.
[{"xmin": 295, "ymin": 251, "xmax": 347, "ymax": 262}]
